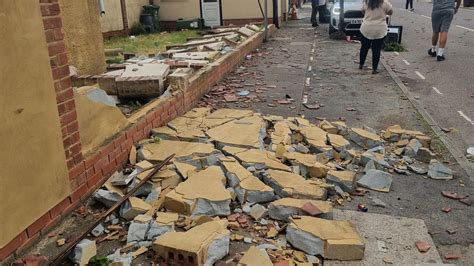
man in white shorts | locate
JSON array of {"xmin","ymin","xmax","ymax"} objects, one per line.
[{"xmin": 428, "ymin": 0, "xmax": 461, "ymax": 61}]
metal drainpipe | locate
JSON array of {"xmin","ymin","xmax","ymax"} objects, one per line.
[
  {"xmin": 339, "ymin": 0, "xmax": 344, "ymax": 32},
  {"xmin": 99, "ymin": 0, "xmax": 105, "ymax": 16}
]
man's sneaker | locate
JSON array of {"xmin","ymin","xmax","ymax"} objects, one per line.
[
  {"xmin": 312, "ymin": 23, "xmax": 319, "ymax": 27},
  {"xmin": 437, "ymin": 55, "xmax": 445, "ymax": 61},
  {"xmin": 410, "ymin": 8, "xmax": 415, "ymax": 11},
  {"xmin": 428, "ymin": 48, "xmax": 437, "ymax": 57}
]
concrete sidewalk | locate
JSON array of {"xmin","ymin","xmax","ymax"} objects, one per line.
[{"xmin": 200, "ymin": 3, "xmax": 473, "ymax": 264}]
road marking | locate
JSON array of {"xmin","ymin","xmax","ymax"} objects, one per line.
[
  {"xmin": 458, "ymin": 111, "xmax": 474, "ymax": 125},
  {"xmin": 308, "ymin": 66, "xmax": 312, "ymax": 72},
  {"xmin": 432, "ymin": 87, "xmax": 443, "ymax": 95},
  {"xmin": 456, "ymin": 25, "xmax": 474, "ymax": 32},
  {"xmin": 305, "ymin": 77, "xmax": 311, "ymax": 86},
  {"xmin": 310, "ymin": 56, "xmax": 314, "ymax": 61},
  {"xmin": 403, "ymin": 59, "xmax": 410, "ymax": 65},
  {"xmin": 421, "ymin": 14, "xmax": 431, "ymax": 19},
  {"xmin": 415, "ymin": 71, "xmax": 426, "ymax": 80},
  {"xmin": 394, "ymin": 51, "xmax": 399, "ymax": 55},
  {"xmin": 311, "ymin": 48, "xmax": 315, "ymax": 53}
]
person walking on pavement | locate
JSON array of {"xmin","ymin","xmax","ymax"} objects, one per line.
[
  {"xmin": 359, "ymin": 0, "xmax": 393, "ymax": 74},
  {"xmin": 428, "ymin": 0, "xmax": 461, "ymax": 61},
  {"xmin": 405, "ymin": 0, "xmax": 414, "ymax": 11},
  {"xmin": 311, "ymin": 0, "xmax": 319, "ymax": 27}
]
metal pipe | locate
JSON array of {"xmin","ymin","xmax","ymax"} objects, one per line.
[
  {"xmin": 264, "ymin": 0, "xmax": 268, "ymax": 42},
  {"xmin": 99, "ymin": 0, "xmax": 105, "ymax": 16},
  {"xmin": 339, "ymin": 0, "xmax": 344, "ymax": 32}
]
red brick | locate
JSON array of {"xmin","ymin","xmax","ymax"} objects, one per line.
[
  {"xmin": 70, "ymin": 183, "xmax": 88, "ymax": 203},
  {"xmin": 48, "ymin": 41, "xmax": 66, "ymax": 56},
  {"xmin": 49, "ymin": 197, "xmax": 71, "ymax": 219},
  {"xmin": 57, "ymin": 102, "xmax": 66, "ymax": 115},
  {"xmin": 145, "ymin": 112, "xmax": 156, "ymax": 124},
  {"xmin": 132, "ymin": 130, "xmax": 145, "ymax": 144},
  {"xmin": 26, "ymin": 212, "xmax": 51, "ymax": 238},
  {"xmin": 93, "ymin": 156, "xmax": 109, "ymax": 174},
  {"xmin": 108, "ymin": 147, "xmax": 121, "ymax": 162},
  {"xmin": 113, "ymin": 133, "xmax": 127, "ymax": 149},
  {"xmin": 85, "ymin": 153, "xmax": 102, "ymax": 169},
  {"xmin": 101, "ymin": 159, "xmax": 117, "ymax": 176},
  {"xmin": 0, "ymin": 231, "xmax": 27, "ymax": 261},
  {"xmin": 152, "ymin": 117, "xmax": 163, "ymax": 128},
  {"xmin": 69, "ymin": 142, "xmax": 82, "ymax": 156},
  {"xmin": 121, "ymin": 138, "xmax": 133, "ymax": 152},
  {"xmin": 69, "ymin": 131, "xmax": 81, "ymax": 146},
  {"xmin": 52, "ymin": 27, "xmax": 64, "ymax": 41},
  {"xmin": 136, "ymin": 119, "xmax": 147, "ymax": 131},
  {"xmin": 116, "ymin": 150, "xmax": 129, "ymax": 166},
  {"xmin": 87, "ymin": 171, "xmax": 104, "ymax": 189},
  {"xmin": 65, "ymin": 99, "xmax": 76, "ymax": 112},
  {"xmin": 42, "ymin": 16, "xmax": 62, "ymax": 30},
  {"xmin": 15, "ymin": 232, "xmax": 41, "ymax": 257},
  {"xmin": 101, "ymin": 142, "xmax": 116, "ymax": 157},
  {"xmin": 40, "ymin": 5, "xmax": 51, "ymax": 16},
  {"xmin": 51, "ymin": 65, "xmax": 70, "ymax": 80},
  {"xmin": 143, "ymin": 124, "xmax": 152, "ymax": 136},
  {"xmin": 68, "ymin": 161, "xmax": 84, "ymax": 180},
  {"xmin": 67, "ymin": 120, "xmax": 79, "ymax": 134},
  {"xmin": 66, "ymin": 158, "xmax": 75, "ymax": 169},
  {"xmin": 59, "ymin": 75, "xmax": 72, "ymax": 89},
  {"xmin": 56, "ymin": 88, "xmax": 74, "ymax": 104}
]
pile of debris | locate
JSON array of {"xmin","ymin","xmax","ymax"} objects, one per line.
[
  {"xmin": 69, "ymin": 108, "xmax": 452, "ymax": 265},
  {"xmin": 73, "ymin": 25, "xmax": 263, "ymax": 109}
]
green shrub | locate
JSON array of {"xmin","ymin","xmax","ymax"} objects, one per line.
[
  {"xmin": 384, "ymin": 42, "xmax": 406, "ymax": 52},
  {"xmin": 130, "ymin": 23, "xmax": 146, "ymax": 36}
]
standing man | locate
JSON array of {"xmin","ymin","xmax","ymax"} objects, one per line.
[
  {"xmin": 428, "ymin": 0, "xmax": 461, "ymax": 61},
  {"xmin": 311, "ymin": 0, "xmax": 319, "ymax": 27}
]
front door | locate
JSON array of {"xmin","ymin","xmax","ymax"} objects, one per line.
[{"xmin": 201, "ymin": 0, "xmax": 221, "ymax": 27}]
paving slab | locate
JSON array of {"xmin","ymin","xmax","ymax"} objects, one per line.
[{"xmin": 326, "ymin": 209, "xmax": 443, "ymax": 265}]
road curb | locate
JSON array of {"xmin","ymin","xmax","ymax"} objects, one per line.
[{"xmin": 381, "ymin": 58, "xmax": 474, "ymax": 180}]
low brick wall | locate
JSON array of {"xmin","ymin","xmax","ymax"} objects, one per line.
[{"xmin": 0, "ymin": 22, "xmax": 276, "ymax": 261}]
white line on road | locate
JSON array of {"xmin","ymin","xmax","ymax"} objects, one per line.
[
  {"xmin": 403, "ymin": 59, "xmax": 411, "ymax": 65},
  {"xmin": 421, "ymin": 15, "xmax": 431, "ymax": 19},
  {"xmin": 310, "ymin": 56, "xmax": 314, "ymax": 61},
  {"xmin": 415, "ymin": 71, "xmax": 426, "ymax": 80},
  {"xmin": 311, "ymin": 48, "xmax": 315, "ymax": 53},
  {"xmin": 456, "ymin": 25, "xmax": 474, "ymax": 32},
  {"xmin": 305, "ymin": 77, "xmax": 311, "ymax": 86},
  {"xmin": 308, "ymin": 66, "xmax": 312, "ymax": 72},
  {"xmin": 458, "ymin": 111, "xmax": 474, "ymax": 125},
  {"xmin": 432, "ymin": 87, "xmax": 443, "ymax": 95},
  {"xmin": 394, "ymin": 51, "xmax": 399, "ymax": 55}
]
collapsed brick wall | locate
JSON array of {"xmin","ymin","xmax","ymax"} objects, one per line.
[{"xmin": 0, "ymin": 0, "xmax": 275, "ymax": 259}]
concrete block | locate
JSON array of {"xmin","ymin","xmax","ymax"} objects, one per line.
[
  {"xmin": 326, "ymin": 170, "xmax": 356, "ymax": 192},
  {"xmin": 69, "ymin": 239, "xmax": 97, "ymax": 265},
  {"xmin": 127, "ymin": 222, "xmax": 173, "ymax": 243},
  {"xmin": 153, "ymin": 220, "xmax": 230, "ymax": 266},
  {"xmin": 349, "ymin": 128, "xmax": 383, "ymax": 149},
  {"xmin": 427, "ymin": 160, "xmax": 453, "ymax": 180},
  {"xmin": 286, "ymin": 217, "xmax": 364, "ymax": 260},
  {"xmin": 263, "ymin": 170, "xmax": 327, "ymax": 200}
]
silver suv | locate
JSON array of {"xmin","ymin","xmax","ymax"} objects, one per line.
[{"xmin": 325, "ymin": 0, "xmax": 364, "ymax": 35}]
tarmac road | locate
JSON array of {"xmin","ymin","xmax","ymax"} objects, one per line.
[{"xmin": 385, "ymin": 0, "xmax": 474, "ymax": 177}]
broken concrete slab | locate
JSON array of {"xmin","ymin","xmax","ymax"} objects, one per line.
[
  {"xmin": 327, "ymin": 133, "xmax": 350, "ymax": 151},
  {"xmin": 427, "ymin": 160, "xmax": 453, "ymax": 180},
  {"xmin": 223, "ymin": 146, "xmax": 291, "ymax": 172},
  {"xmin": 239, "ymin": 246, "xmax": 273, "ymax": 266},
  {"xmin": 155, "ymin": 212, "xmax": 180, "ymax": 227},
  {"xmin": 220, "ymin": 157, "xmax": 275, "ymax": 203},
  {"xmin": 206, "ymin": 115, "xmax": 266, "ymax": 149},
  {"xmin": 173, "ymin": 161, "xmax": 197, "ymax": 179},
  {"xmin": 163, "ymin": 166, "xmax": 231, "ymax": 216},
  {"xmin": 120, "ymin": 197, "xmax": 152, "ymax": 220},
  {"xmin": 326, "ymin": 170, "xmax": 356, "ymax": 192},
  {"xmin": 283, "ymin": 152, "xmax": 331, "ymax": 178},
  {"xmin": 205, "ymin": 108, "xmax": 254, "ymax": 120},
  {"xmin": 249, "ymin": 204, "xmax": 267, "ymax": 220},
  {"xmin": 360, "ymin": 150, "xmax": 391, "ymax": 170},
  {"xmin": 404, "ymin": 139, "xmax": 423, "ymax": 158},
  {"xmin": 300, "ymin": 126, "xmax": 332, "ymax": 152},
  {"xmin": 263, "ymin": 170, "xmax": 327, "ymax": 200},
  {"xmin": 138, "ymin": 139, "xmax": 221, "ymax": 163},
  {"xmin": 357, "ymin": 169, "xmax": 393, "ymax": 193},
  {"xmin": 325, "ymin": 210, "xmax": 442, "ymax": 265},
  {"xmin": 416, "ymin": 147, "xmax": 437, "ymax": 163},
  {"xmin": 382, "ymin": 125, "xmax": 426, "ymax": 142},
  {"xmin": 349, "ymin": 128, "xmax": 383, "ymax": 149},
  {"xmin": 268, "ymin": 198, "xmax": 333, "ymax": 221},
  {"xmin": 286, "ymin": 217, "xmax": 364, "ymax": 260},
  {"xmin": 150, "ymin": 164, "xmax": 182, "ymax": 189},
  {"xmin": 270, "ymin": 121, "xmax": 292, "ymax": 147},
  {"xmin": 127, "ymin": 221, "xmax": 174, "ymax": 243},
  {"xmin": 93, "ymin": 189, "xmax": 122, "ymax": 208},
  {"xmin": 69, "ymin": 239, "xmax": 97, "ymax": 265},
  {"xmin": 153, "ymin": 220, "xmax": 230, "ymax": 266}
]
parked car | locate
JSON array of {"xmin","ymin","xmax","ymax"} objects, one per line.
[
  {"xmin": 326, "ymin": 0, "xmax": 364, "ymax": 35},
  {"xmin": 319, "ymin": 0, "xmax": 331, "ymax": 23}
]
